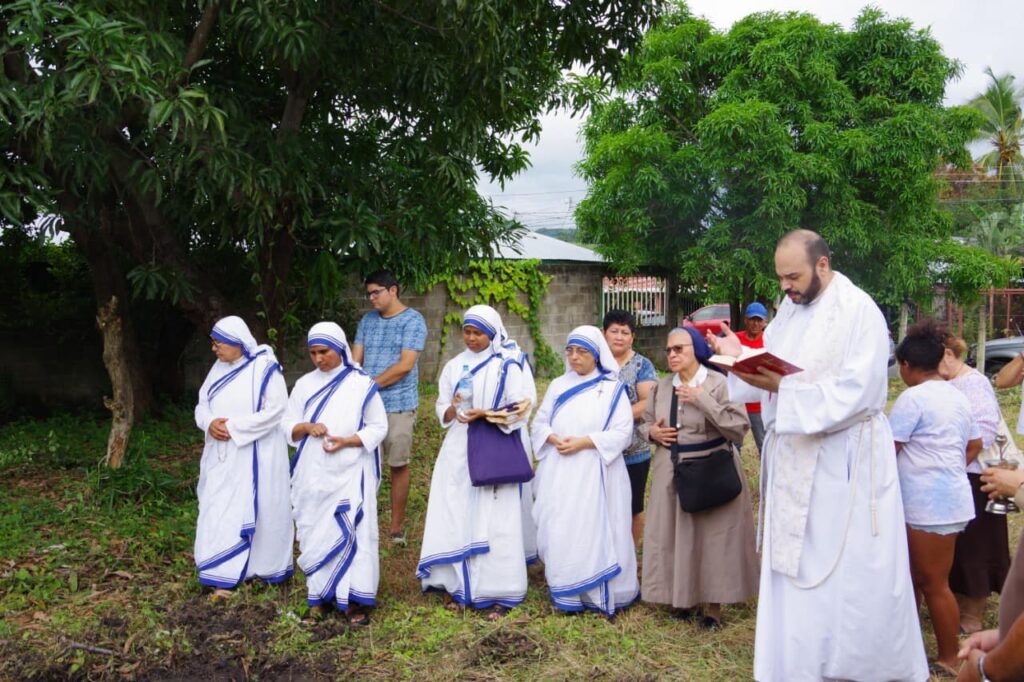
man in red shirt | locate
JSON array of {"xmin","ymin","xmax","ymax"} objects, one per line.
[{"xmin": 736, "ymin": 302, "xmax": 768, "ymax": 454}]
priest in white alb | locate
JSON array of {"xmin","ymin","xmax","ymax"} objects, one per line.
[{"xmin": 710, "ymin": 230, "xmax": 928, "ymax": 681}]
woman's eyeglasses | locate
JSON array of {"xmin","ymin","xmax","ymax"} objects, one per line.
[{"xmin": 665, "ymin": 344, "xmax": 693, "ymax": 355}]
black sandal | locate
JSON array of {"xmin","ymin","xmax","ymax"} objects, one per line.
[
  {"xmin": 670, "ymin": 608, "xmax": 696, "ymax": 622},
  {"xmin": 699, "ymin": 615, "xmax": 722, "ymax": 631},
  {"xmin": 347, "ymin": 608, "xmax": 370, "ymax": 628}
]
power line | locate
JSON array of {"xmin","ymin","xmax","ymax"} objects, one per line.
[{"xmin": 485, "ymin": 189, "xmax": 587, "ymax": 198}]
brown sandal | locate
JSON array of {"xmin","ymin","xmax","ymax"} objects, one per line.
[{"xmin": 485, "ymin": 605, "xmax": 509, "ymax": 622}]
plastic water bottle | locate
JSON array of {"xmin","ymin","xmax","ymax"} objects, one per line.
[{"xmin": 455, "ymin": 365, "xmax": 473, "ymax": 419}]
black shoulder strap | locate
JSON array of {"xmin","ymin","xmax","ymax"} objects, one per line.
[{"xmin": 669, "ymin": 387, "xmax": 680, "ymax": 466}]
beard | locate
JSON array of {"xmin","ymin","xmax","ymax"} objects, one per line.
[{"xmin": 791, "ymin": 270, "xmax": 822, "ymax": 305}]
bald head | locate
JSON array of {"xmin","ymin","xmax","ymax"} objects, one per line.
[
  {"xmin": 778, "ymin": 229, "xmax": 831, "ymax": 269},
  {"xmin": 777, "ymin": 229, "xmax": 831, "ymax": 268}
]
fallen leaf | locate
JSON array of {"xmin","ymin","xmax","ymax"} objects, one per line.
[
  {"xmin": 122, "ymin": 632, "xmax": 138, "ymax": 655},
  {"xmin": 32, "ymin": 611, "xmax": 51, "ymax": 622}
]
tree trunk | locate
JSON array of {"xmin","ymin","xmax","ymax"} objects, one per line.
[
  {"xmin": 258, "ymin": 229, "xmax": 296, "ymax": 357},
  {"xmin": 898, "ymin": 300, "xmax": 910, "ymax": 342},
  {"xmin": 63, "ymin": 206, "xmax": 155, "ymax": 418},
  {"xmin": 729, "ymin": 299, "xmax": 742, "ymax": 333},
  {"xmin": 97, "ymin": 297, "xmax": 134, "ymax": 469},
  {"xmin": 977, "ymin": 301, "xmax": 988, "ymax": 374}
]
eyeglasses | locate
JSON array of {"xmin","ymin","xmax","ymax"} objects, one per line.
[
  {"xmin": 564, "ymin": 346, "xmax": 592, "ymax": 357},
  {"xmin": 665, "ymin": 344, "xmax": 693, "ymax": 355},
  {"xmin": 366, "ymin": 287, "xmax": 388, "ymax": 299}
]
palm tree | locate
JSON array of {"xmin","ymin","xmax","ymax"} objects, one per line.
[{"xmin": 968, "ymin": 67, "xmax": 1024, "ymax": 194}]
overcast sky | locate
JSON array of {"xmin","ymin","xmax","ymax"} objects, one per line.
[{"xmin": 477, "ymin": 0, "xmax": 1024, "ymax": 231}]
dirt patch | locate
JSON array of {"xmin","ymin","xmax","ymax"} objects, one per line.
[
  {"xmin": 0, "ymin": 637, "xmax": 77, "ymax": 681},
  {"xmin": 141, "ymin": 596, "xmax": 275, "ymax": 680},
  {"xmin": 308, "ymin": 616, "xmax": 349, "ymax": 643},
  {"xmin": 165, "ymin": 595, "xmax": 277, "ymax": 645},
  {"xmin": 467, "ymin": 627, "xmax": 545, "ymax": 667}
]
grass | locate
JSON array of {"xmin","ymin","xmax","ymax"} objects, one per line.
[{"xmin": 0, "ymin": 379, "xmax": 1020, "ymax": 680}]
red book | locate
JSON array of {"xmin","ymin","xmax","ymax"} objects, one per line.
[{"xmin": 709, "ymin": 348, "xmax": 803, "ymax": 376}]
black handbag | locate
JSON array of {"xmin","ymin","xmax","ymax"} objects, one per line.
[{"xmin": 668, "ymin": 390, "xmax": 742, "ymax": 513}]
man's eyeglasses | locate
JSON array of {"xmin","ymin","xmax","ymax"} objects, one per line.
[
  {"xmin": 665, "ymin": 344, "xmax": 692, "ymax": 355},
  {"xmin": 366, "ymin": 287, "xmax": 388, "ymax": 299}
]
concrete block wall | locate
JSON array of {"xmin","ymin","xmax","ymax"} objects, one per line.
[{"xmin": 2, "ymin": 262, "xmax": 675, "ymax": 408}]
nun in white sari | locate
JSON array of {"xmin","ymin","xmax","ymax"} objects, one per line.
[
  {"xmin": 194, "ymin": 316, "xmax": 294, "ymax": 588},
  {"xmin": 532, "ymin": 325, "xmax": 638, "ymax": 616},
  {"xmin": 282, "ymin": 322, "xmax": 387, "ymax": 621},
  {"xmin": 417, "ymin": 305, "xmax": 534, "ymax": 614}
]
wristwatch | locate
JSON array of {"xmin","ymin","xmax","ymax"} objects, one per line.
[{"xmin": 978, "ymin": 653, "xmax": 991, "ymax": 682}]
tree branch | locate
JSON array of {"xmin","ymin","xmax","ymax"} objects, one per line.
[
  {"xmin": 279, "ymin": 66, "xmax": 319, "ymax": 135},
  {"xmin": 371, "ymin": 1, "xmax": 444, "ymax": 35},
  {"xmin": 1, "ymin": 17, "xmax": 33, "ymax": 83},
  {"xmin": 184, "ymin": 2, "xmax": 220, "ymax": 73},
  {"xmin": 98, "ymin": 128, "xmax": 227, "ymax": 326}
]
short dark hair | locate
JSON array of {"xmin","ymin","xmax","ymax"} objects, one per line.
[
  {"xmin": 806, "ymin": 234, "xmax": 831, "ymax": 268},
  {"xmin": 602, "ymin": 309, "xmax": 636, "ymax": 333},
  {"xmin": 364, "ymin": 270, "xmax": 399, "ymax": 293},
  {"xmin": 895, "ymin": 318, "xmax": 946, "ymax": 370}
]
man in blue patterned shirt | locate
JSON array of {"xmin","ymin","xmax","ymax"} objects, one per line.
[{"xmin": 352, "ymin": 270, "xmax": 428, "ymax": 545}]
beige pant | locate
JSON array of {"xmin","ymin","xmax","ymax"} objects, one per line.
[{"xmin": 382, "ymin": 410, "xmax": 417, "ymax": 467}]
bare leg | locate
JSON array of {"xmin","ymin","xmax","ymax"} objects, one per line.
[
  {"xmin": 390, "ymin": 464, "xmax": 410, "ymax": 535},
  {"xmin": 631, "ymin": 512, "xmax": 645, "ymax": 548},
  {"xmin": 907, "ymin": 526, "xmax": 960, "ymax": 666},
  {"xmin": 955, "ymin": 593, "xmax": 987, "ymax": 634}
]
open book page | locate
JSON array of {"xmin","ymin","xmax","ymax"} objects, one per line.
[{"xmin": 709, "ymin": 348, "xmax": 802, "ymax": 376}]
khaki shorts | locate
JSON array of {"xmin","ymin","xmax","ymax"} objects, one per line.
[{"xmin": 382, "ymin": 410, "xmax": 417, "ymax": 468}]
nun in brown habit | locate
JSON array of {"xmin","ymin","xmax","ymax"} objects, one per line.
[{"xmin": 638, "ymin": 326, "xmax": 759, "ymax": 630}]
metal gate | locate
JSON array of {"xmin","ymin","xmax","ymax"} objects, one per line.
[{"xmin": 601, "ymin": 275, "xmax": 668, "ymax": 327}]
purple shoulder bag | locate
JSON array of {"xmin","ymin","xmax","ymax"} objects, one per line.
[{"xmin": 466, "ymin": 419, "xmax": 534, "ymax": 486}]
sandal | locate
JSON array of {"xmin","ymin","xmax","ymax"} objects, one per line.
[
  {"xmin": 441, "ymin": 594, "xmax": 463, "ymax": 612},
  {"xmin": 670, "ymin": 608, "xmax": 696, "ymax": 622},
  {"xmin": 209, "ymin": 588, "xmax": 235, "ymax": 602},
  {"xmin": 301, "ymin": 604, "xmax": 329, "ymax": 625},
  {"xmin": 347, "ymin": 608, "xmax": 370, "ymax": 628},
  {"xmin": 699, "ymin": 616, "xmax": 722, "ymax": 631},
  {"xmin": 485, "ymin": 605, "xmax": 510, "ymax": 622},
  {"xmin": 928, "ymin": 660, "xmax": 959, "ymax": 679}
]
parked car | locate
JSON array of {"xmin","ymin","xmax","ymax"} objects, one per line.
[
  {"xmin": 683, "ymin": 303, "xmax": 731, "ymax": 337},
  {"xmin": 967, "ymin": 335, "xmax": 1024, "ymax": 377}
]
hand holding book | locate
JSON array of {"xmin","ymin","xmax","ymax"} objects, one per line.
[
  {"xmin": 709, "ymin": 348, "xmax": 802, "ymax": 376},
  {"xmin": 703, "ymin": 322, "xmax": 801, "ymax": 393}
]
